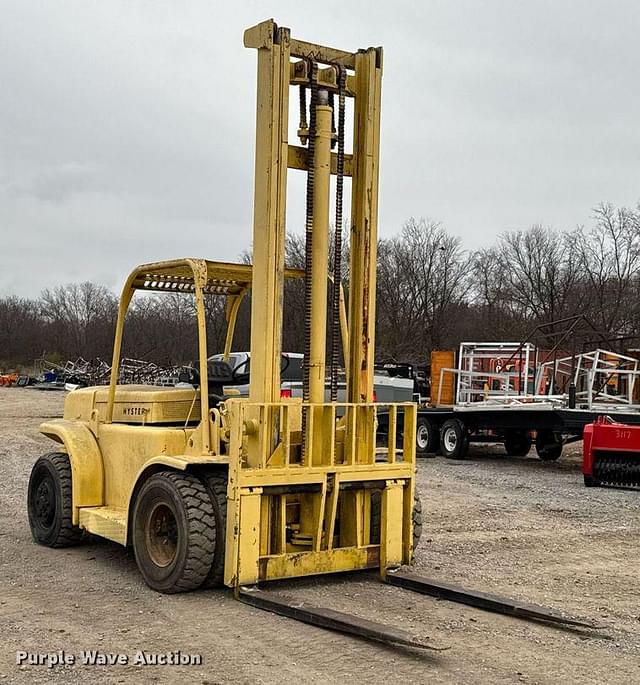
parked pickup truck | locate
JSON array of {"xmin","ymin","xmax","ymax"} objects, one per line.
[{"xmin": 206, "ymin": 352, "xmax": 414, "ymax": 403}]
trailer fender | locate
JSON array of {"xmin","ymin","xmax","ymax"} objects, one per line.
[{"xmin": 39, "ymin": 420, "xmax": 104, "ymax": 524}]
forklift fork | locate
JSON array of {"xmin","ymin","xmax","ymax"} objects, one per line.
[{"xmin": 237, "ymin": 568, "xmax": 603, "ymax": 652}]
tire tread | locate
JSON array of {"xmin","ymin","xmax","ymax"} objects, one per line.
[
  {"xmin": 29, "ymin": 452, "xmax": 83, "ymax": 548},
  {"xmin": 202, "ymin": 471, "xmax": 228, "ymax": 587},
  {"xmin": 134, "ymin": 471, "xmax": 215, "ymax": 593}
]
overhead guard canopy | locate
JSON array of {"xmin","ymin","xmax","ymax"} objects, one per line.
[{"xmin": 124, "ymin": 258, "xmax": 305, "ymax": 296}]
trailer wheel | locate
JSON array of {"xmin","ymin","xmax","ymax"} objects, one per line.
[
  {"xmin": 201, "ymin": 471, "xmax": 228, "ymax": 587},
  {"xmin": 439, "ymin": 419, "xmax": 469, "ymax": 460},
  {"xmin": 583, "ymin": 474, "xmax": 599, "ymax": 487},
  {"xmin": 535, "ymin": 430, "xmax": 563, "ymax": 461},
  {"xmin": 132, "ymin": 472, "xmax": 215, "ymax": 593},
  {"xmin": 504, "ymin": 430, "xmax": 532, "ymax": 457},
  {"xmin": 416, "ymin": 417, "xmax": 439, "ymax": 456},
  {"xmin": 28, "ymin": 452, "xmax": 83, "ymax": 548}
]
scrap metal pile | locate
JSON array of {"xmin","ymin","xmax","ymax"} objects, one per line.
[
  {"xmin": 117, "ymin": 358, "xmax": 192, "ymax": 386},
  {"xmin": 3, "ymin": 357, "xmax": 194, "ymax": 390},
  {"xmin": 33, "ymin": 357, "xmax": 111, "ymax": 388}
]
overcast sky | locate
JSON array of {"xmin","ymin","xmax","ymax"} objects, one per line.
[{"xmin": 2, "ymin": 1, "xmax": 639, "ymax": 297}]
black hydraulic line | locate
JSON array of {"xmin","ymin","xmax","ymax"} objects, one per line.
[
  {"xmin": 328, "ymin": 91, "xmax": 337, "ymax": 149},
  {"xmin": 385, "ymin": 570, "xmax": 602, "ymax": 630},
  {"xmin": 330, "ymin": 66, "xmax": 346, "ymax": 402},
  {"xmin": 237, "ymin": 587, "xmax": 446, "ymax": 651}
]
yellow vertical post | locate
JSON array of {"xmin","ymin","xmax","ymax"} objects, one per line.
[
  {"xmin": 339, "ymin": 283, "xmax": 350, "ymax": 376},
  {"xmin": 106, "ymin": 286, "xmax": 134, "ymax": 423},
  {"xmin": 193, "ymin": 272, "xmax": 211, "ymax": 453},
  {"xmin": 223, "ymin": 290, "xmax": 247, "ymax": 361},
  {"xmin": 347, "ymin": 48, "xmax": 383, "ymax": 404},
  {"xmin": 236, "ymin": 489, "xmax": 262, "ymax": 585},
  {"xmin": 380, "ymin": 480, "xmax": 404, "ymax": 573},
  {"xmin": 244, "ymin": 20, "xmax": 290, "ymax": 409}
]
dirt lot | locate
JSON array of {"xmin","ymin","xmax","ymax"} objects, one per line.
[{"xmin": 2, "ymin": 388, "xmax": 640, "ymax": 684}]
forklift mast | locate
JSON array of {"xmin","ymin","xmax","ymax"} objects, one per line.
[
  {"xmin": 245, "ymin": 18, "xmax": 381, "ymax": 407},
  {"xmin": 220, "ymin": 19, "xmax": 417, "ymax": 588}
]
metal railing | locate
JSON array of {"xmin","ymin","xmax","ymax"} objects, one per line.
[{"xmin": 437, "ymin": 348, "xmax": 640, "ymax": 410}]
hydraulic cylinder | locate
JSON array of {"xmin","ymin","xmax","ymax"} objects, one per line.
[{"xmin": 308, "ymin": 91, "xmax": 333, "ymax": 405}]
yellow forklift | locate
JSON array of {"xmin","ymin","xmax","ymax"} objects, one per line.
[{"xmin": 27, "ymin": 19, "xmax": 596, "ymax": 648}]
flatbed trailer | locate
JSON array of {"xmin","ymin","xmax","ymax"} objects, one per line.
[{"xmin": 378, "ymin": 405, "xmax": 640, "ymax": 461}]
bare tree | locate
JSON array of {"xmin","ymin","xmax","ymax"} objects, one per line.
[
  {"xmin": 575, "ymin": 203, "xmax": 640, "ymax": 337},
  {"xmin": 39, "ymin": 282, "xmax": 117, "ymax": 358},
  {"xmin": 377, "ymin": 218, "xmax": 470, "ymax": 359},
  {"xmin": 484, "ymin": 225, "xmax": 584, "ymax": 337}
]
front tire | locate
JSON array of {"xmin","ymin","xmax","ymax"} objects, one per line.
[
  {"xmin": 412, "ymin": 491, "xmax": 423, "ymax": 550},
  {"xmin": 439, "ymin": 419, "xmax": 469, "ymax": 460},
  {"xmin": 201, "ymin": 471, "xmax": 228, "ymax": 587},
  {"xmin": 28, "ymin": 452, "xmax": 83, "ymax": 548},
  {"xmin": 132, "ymin": 472, "xmax": 215, "ymax": 593}
]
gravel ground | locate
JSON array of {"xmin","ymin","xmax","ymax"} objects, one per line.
[{"xmin": 2, "ymin": 388, "xmax": 640, "ymax": 684}]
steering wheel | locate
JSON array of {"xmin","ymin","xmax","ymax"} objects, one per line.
[
  {"xmin": 231, "ymin": 357, "xmax": 250, "ymax": 382},
  {"xmin": 183, "ymin": 366, "xmax": 200, "ymax": 386}
]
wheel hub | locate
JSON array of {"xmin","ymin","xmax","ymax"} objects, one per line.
[
  {"xmin": 417, "ymin": 425, "xmax": 429, "ymax": 449},
  {"xmin": 443, "ymin": 428, "xmax": 457, "ymax": 452},
  {"xmin": 145, "ymin": 502, "xmax": 178, "ymax": 567},
  {"xmin": 35, "ymin": 478, "xmax": 55, "ymax": 526}
]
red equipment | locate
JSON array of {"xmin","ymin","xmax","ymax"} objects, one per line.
[{"xmin": 583, "ymin": 416, "xmax": 640, "ymax": 488}]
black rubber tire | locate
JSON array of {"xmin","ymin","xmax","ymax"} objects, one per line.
[
  {"xmin": 439, "ymin": 419, "xmax": 469, "ymax": 460},
  {"xmin": 132, "ymin": 472, "xmax": 215, "ymax": 594},
  {"xmin": 584, "ymin": 474, "xmax": 599, "ymax": 487},
  {"xmin": 504, "ymin": 430, "xmax": 532, "ymax": 457},
  {"xmin": 412, "ymin": 491, "xmax": 423, "ymax": 550},
  {"xmin": 535, "ymin": 430, "xmax": 563, "ymax": 461},
  {"xmin": 371, "ymin": 487, "xmax": 423, "ymax": 551},
  {"xmin": 201, "ymin": 471, "xmax": 228, "ymax": 587},
  {"xmin": 28, "ymin": 452, "xmax": 83, "ymax": 548},
  {"xmin": 416, "ymin": 417, "xmax": 439, "ymax": 456}
]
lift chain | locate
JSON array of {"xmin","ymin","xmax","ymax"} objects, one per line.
[
  {"xmin": 302, "ymin": 59, "xmax": 318, "ymax": 462},
  {"xmin": 298, "ymin": 83, "xmax": 308, "ymax": 145},
  {"xmin": 330, "ymin": 66, "xmax": 346, "ymax": 401}
]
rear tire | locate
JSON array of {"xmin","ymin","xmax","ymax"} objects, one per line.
[
  {"xmin": 28, "ymin": 452, "xmax": 83, "ymax": 548},
  {"xmin": 583, "ymin": 474, "xmax": 599, "ymax": 487},
  {"xmin": 504, "ymin": 430, "xmax": 532, "ymax": 457},
  {"xmin": 439, "ymin": 419, "xmax": 469, "ymax": 460},
  {"xmin": 416, "ymin": 417, "xmax": 439, "ymax": 456},
  {"xmin": 201, "ymin": 471, "xmax": 228, "ymax": 587},
  {"xmin": 132, "ymin": 472, "xmax": 215, "ymax": 593},
  {"xmin": 535, "ymin": 430, "xmax": 563, "ymax": 461}
]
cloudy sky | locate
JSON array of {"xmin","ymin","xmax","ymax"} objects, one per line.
[{"xmin": 2, "ymin": 0, "xmax": 639, "ymax": 297}]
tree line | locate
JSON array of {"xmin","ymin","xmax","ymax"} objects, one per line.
[{"xmin": 1, "ymin": 201, "xmax": 639, "ymax": 372}]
